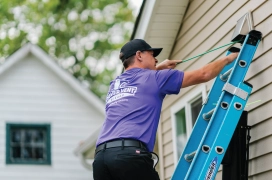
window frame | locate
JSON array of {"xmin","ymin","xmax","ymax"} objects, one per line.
[
  {"xmin": 6, "ymin": 123, "xmax": 51, "ymax": 165},
  {"xmin": 171, "ymin": 84, "xmax": 207, "ymax": 165}
]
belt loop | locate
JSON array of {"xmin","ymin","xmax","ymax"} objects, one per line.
[
  {"xmin": 122, "ymin": 139, "xmax": 124, "ymax": 150},
  {"xmin": 139, "ymin": 141, "xmax": 142, "ymax": 149},
  {"xmin": 103, "ymin": 142, "xmax": 106, "ymax": 152}
]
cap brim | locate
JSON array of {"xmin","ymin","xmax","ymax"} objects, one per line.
[{"xmin": 148, "ymin": 48, "xmax": 163, "ymax": 57}]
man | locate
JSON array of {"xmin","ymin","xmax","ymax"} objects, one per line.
[{"xmin": 93, "ymin": 39, "xmax": 238, "ymax": 180}]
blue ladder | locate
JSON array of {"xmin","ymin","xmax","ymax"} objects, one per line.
[{"xmin": 171, "ymin": 30, "xmax": 262, "ymax": 180}]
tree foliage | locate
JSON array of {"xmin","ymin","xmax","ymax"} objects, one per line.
[{"xmin": 0, "ymin": 0, "xmax": 135, "ymax": 99}]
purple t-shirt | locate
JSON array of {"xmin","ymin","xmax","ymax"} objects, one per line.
[{"xmin": 96, "ymin": 68, "xmax": 184, "ymax": 151}]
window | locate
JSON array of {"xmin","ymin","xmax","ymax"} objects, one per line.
[
  {"xmin": 190, "ymin": 96, "xmax": 203, "ymax": 126},
  {"xmin": 175, "ymin": 108, "xmax": 186, "ymax": 158},
  {"xmin": 171, "ymin": 85, "xmax": 206, "ymax": 164},
  {"xmin": 6, "ymin": 123, "xmax": 51, "ymax": 165}
]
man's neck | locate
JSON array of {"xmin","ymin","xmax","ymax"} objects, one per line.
[{"xmin": 125, "ymin": 64, "xmax": 144, "ymax": 71}]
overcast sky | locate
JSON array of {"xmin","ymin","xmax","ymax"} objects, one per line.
[{"xmin": 128, "ymin": 0, "xmax": 143, "ymax": 16}]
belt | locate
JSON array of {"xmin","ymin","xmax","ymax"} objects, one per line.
[{"xmin": 95, "ymin": 139, "xmax": 147, "ymax": 154}]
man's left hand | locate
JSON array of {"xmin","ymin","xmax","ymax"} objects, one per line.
[{"xmin": 156, "ymin": 59, "xmax": 182, "ymax": 70}]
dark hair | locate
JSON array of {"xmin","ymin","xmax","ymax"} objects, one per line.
[
  {"xmin": 122, "ymin": 55, "xmax": 135, "ymax": 68},
  {"xmin": 119, "ymin": 52, "xmax": 135, "ymax": 68}
]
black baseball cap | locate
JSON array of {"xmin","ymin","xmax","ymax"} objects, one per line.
[{"xmin": 119, "ymin": 39, "xmax": 163, "ymax": 61}]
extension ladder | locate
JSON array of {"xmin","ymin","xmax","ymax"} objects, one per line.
[{"xmin": 171, "ymin": 30, "xmax": 262, "ymax": 180}]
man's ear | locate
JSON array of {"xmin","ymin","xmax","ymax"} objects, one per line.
[{"xmin": 135, "ymin": 51, "xmax": 143, "ymax": 62}]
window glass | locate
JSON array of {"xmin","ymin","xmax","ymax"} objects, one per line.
[
  {"xmin": 6, "ymin": 124, "xmax": 51, "ymax": 165},
  {"xmin": 175, "ymin": 108, "xmax": 187, "ymax": 158},
  {"xmin": 191, "ymin": 96, "xmax": 203, "ymax": 126},
  {"xmin": 171, "ymin": 85, "xmax": 206, "ymax": 164}
]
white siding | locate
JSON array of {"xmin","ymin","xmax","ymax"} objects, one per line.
[{"xmin": 0, "ymin": 54, "xmax": 103, "ymax": 180}]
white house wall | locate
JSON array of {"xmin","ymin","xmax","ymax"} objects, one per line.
[
  {"xmin": 159, "ymin": 0, "xmax": 272, "ymax": 179},
  {"xmin": 0, "ymin": 54, "xmax": 103, "ymax": 180}
]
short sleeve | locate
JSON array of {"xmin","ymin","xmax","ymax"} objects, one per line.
[{"xmin": 155, "ymin": 69, "xmax": 184, "ymax": 95}]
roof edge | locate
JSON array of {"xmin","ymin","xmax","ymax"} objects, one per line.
[{"xmin": 0, "ymin": 43, "xmax": 105, "ymax": 116}]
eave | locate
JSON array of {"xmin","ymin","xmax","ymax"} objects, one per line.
[{"xmin": 132, "ymin": 0, "xmax": 189, "ymax": 62}]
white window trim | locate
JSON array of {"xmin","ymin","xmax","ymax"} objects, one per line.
[{"xmin": 171, "ymin": 84, "xmax": 207, "ymax": 165}]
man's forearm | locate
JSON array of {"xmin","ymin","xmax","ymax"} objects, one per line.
[
  {"xmin": 181, "ymin": 53, "xmax": 238, "ymax": 88},
  {"xmin": 203, "ymin": 52, "xmax": 238, "ymax": 81},
  {"xmin": 202, "ymin": 57, "xmax": 229, "ymax": 81}
]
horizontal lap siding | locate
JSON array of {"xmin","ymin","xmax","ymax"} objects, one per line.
[
  {"xmin": 0, "ymin": 55, "xmax": 103, "ymax": 180},
  {"xmin": 160, "ymin": 0, "xmax": 272, "ymax": 179}
]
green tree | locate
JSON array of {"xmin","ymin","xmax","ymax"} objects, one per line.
[{"xmin": 0, "ymin": 0, "xmax": 135, "ymax": 99}]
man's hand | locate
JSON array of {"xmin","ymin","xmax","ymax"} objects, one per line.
[
  {"xmin": 156, "ymin": 59, "xmax": 182, "ymax": 70},
  {"xmin": 226, "ymin": 52, "xmax": 239, "ymax": 64}
]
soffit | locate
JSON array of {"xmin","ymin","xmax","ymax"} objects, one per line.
[{"xmin": 134, "ymin": 0, "xmax": 189, "ymax": 62}]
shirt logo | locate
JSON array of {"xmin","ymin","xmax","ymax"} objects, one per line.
[
  {"xmin": 114, "ymin": 79, "xmax": 120, "ymax": 90},
  {"xmin": 106, "ymin": 79, "xmax": 137, "ymax": 104}
]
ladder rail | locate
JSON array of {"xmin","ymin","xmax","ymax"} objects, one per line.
[
  {"xmin": 171, "ymin": 49, "xmax": 237, "ymax": 180},
  {"xmin": 187, "ymin": 32, "xmax": 261, "ymax": 179},
  {"xmin": 186, "ymin": 33, "xmax": 260, "ymax": 178},
  {"xmin": 186, "ymin": 82, "xmax": 252, "ymax": 179},
  {"xmin": 199, "ymin": 83, "xmax": 252, "ymax": 180},
  {"xmin": 171, "ymin": 30, "xmax": 262, "ymax": 180},
  {"xmin": 185, "ymin": 90, "xmax": 231, "ymax": 179}
]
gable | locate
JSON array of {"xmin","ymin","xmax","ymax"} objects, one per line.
[{"xmin": 0, "ymin": 43, "xmax": 105, "ymax": 116}]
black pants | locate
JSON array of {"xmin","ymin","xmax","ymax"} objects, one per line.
[{"xmin": 93, "ymin": 146, "xmax": 160, "ymax": 180}]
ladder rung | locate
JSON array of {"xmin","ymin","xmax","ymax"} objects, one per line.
[
  {"xmin": 202, "ymin": 108, "xmax": 215, "ymax": 120},
  {"xmin": 184, "ymin": 151, "xmax": 196, "ymax": 162},
  {"xmin": 220, "ymin": 68, "xmax": 233, "ymax": 81}
]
